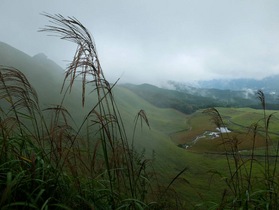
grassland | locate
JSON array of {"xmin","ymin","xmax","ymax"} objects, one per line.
[
  {"xmin": 170, "ymin": 107, "xmax": 279, "ymax": 154},
  {"xmin": 0, "ymin": 39, "xmax": 228, "ymax": 208},
  {"xmin": 1, "ymin": 14, "xmax": 279, "ymax": 209}
]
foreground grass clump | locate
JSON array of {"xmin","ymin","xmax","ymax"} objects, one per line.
[{"xmin": 0, "ymin": 14, "xmax": 185, "ymax": 209}]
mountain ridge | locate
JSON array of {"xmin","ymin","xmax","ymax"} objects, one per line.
[
  {"xmin": 193, "ymin": 74, "xmax": 279, "ymax": 92},
  {"xmin": 1, "ymin": 40, "xmax": 278, "ymax": 114}
]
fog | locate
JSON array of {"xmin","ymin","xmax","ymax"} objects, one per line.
[{"xmin": 1, "ymin": 0, "xmax": 279, "ymax": 85}]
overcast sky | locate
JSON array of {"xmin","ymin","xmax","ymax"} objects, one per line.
[{"xmin": 1, "ymin": 0, "xmax": 279, "ymax": 85}]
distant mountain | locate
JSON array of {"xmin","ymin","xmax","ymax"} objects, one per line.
[
  {"xmin": 166, "ymin": 80, "xmax": 279, "ymax": 111},
  {"xmin": 196, "ymin": 75, "xmax": 279, "ymax": 94},
  {"xmin": 0, "ymin": 41, "xmax": 95, "ymax": 125},
  {"xmin": 121, "ymin": 83, "xmax": 277, "ymax": 114},
  {"xmin": 0, "ymin": 41, "xmax": 195, "ymax": 156},
  {"xmin": 121, "ymin": 83, "xmax": 223, "ymax": 114},
  {"xmin": 0, "ymin": 41, "xmax": 65, "ymax": 102},
  {"xmin": 32, "ymin": 52, "xmax": 64, "ymax": 72},
  {"xmin": 1, "ymin": 40, "xmax": 278, "ymax": 118}
]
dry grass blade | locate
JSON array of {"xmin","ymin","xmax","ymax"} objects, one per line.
[
  {"xmin": 136, "ymin": 109, "xmax": 150, "ymax": 129},
  {"xmin": 0, "ymin": 66, "xmax": 39, "ymax": 110},
  {"xmin": 132, "ymin": 110, "xmax": 150, "ymax": 150},
  {"xmin": 160, "ymin": 166, "xmax": 188, "ymax": 200},
  {"xmin": 0, "ymin": 117, "xmax": 17, "ymax": 137},
  {"xmin": 0, "ymin": 66, "xmax": 42, "ymax": 141},
  {"xmin": 39, "ymin": 13, "xmax": 104, "ymax": 106},
  {"xmin": 257, "ymin": 90, "xmax": 265, "ymax": 111},
  {"xmin": 44, "ymin": 105, "xmax": 73, "ymax": 127},
  {"xmin": 266, "ymin": 112, "xmax": 276, "ymax": 131},
  {"xmin": 202, "ymin": 107, "xmax": 223, "ymax": 128}
]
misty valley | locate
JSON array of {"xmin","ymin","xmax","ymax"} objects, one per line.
[{"xmin": 1, "ymin": 15, "xmax": 279, "ymax": 210}]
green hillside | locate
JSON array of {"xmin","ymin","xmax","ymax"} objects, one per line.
[
  {"xmin": 121, "ymin": 83, "xmax": 221, "ymax": 114},
  {"xmin": 0, "ymin": 40, "xmax": 230, "ymax": 208},
  {"xmin": 0, "ymin": 41, "xmax": 64, "ymax": 105},
  {"xmin": 0, "ymin": 41, "xmax": 187, "ymax": 151},
  {"xmin": 0, "ymin": 41, "xmax": 207, "ymax": 173},
  {"xmin": 1, "ymin": 15, "xmax": 279, "ymax": 208},
  {"xmin": 123, "ymin": 82, "xmax": 279, "ymax": 114}
]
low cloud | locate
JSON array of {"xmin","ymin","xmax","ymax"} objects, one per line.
[{"xmin": 1, "ymin": 0, "xmax": 279, "ymax": 85}]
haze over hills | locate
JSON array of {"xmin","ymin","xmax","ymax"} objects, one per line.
[
  {"xmin": 1, "ymin": 41, "xmax": 279, "ymax": 207},
  {"xmin": 198, "ymin": 76, "xmax": 279, "ymax": 92},
  {"xmin": 0, "ymin": 41, "xmax": 65, "ymax": 104},
  {"xmin": 0, "ymin": 41, "xmax": 189, "ymax": 153},
  {"xmin": 1, "ymin": 40, "xmax": 279, "ymax": 115},
  {"xmin": 167, "ymin": 80, "xmax": 279, "ymax": 105},
  {"xmin": 168, "ymin": 74, "xmax": 279, "ymax": 93}
]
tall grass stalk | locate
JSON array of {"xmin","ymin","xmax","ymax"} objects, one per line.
[
  {"xmin": 204, "ymin": 90, "xmax": 279, "ymax": 209},
  {"xmin": 39, "ymin": 13, "xmax": 158, "ymax": 209},
  {"xmin": 0, "ymin": 13, "xmax": 186, "ymax": 209}
]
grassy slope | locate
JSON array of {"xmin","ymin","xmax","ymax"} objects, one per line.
[
  {"xmin": 0, "ymin": 41, "xmax": 64, "ymax": 105},
  {"xmin": 0, "ymin": 42, "xmax": 227, "ymax": 205},
  {"xmin": 8, "ymin": 41, "xmax": 279, "ymax": 206},
  {"xmin": 170, "ymin": 107, "xmax": 279, "ymax": 153},
  {"xmin": 113, "ymin": 88, "xmax": 229, "ymax": 205},
  {"xmin": 121, "ymin": 83, "xmax": 221, "ymax": 114},
  {"xmin": 0, "ymin": 41, "xmax": 188, "ymax": 156}
]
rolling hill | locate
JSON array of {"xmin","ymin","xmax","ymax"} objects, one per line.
[
  {"xmin": 121, "ymin": 82, "xmax": 279, "ymax": 115},
  {"xmin": 0, "ymin": 41, "xmax": 193, "ymax": 169},
  {"xmin": 197, "ymin": 75, "xmax": 279, "ymax": 92},
  {"xmin": 3, "ymin": 41, "xmax": 277, "ymax": 207}
]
